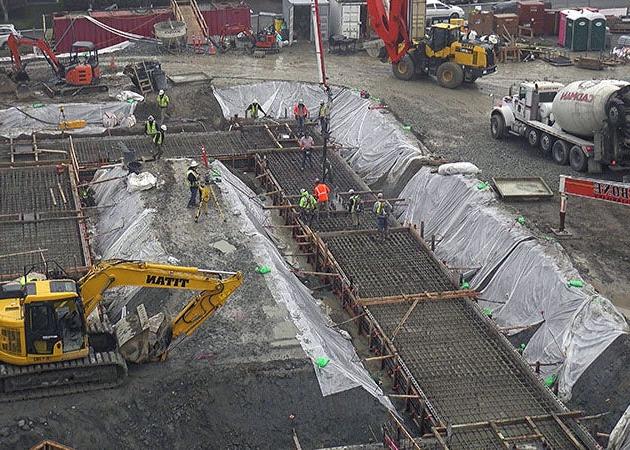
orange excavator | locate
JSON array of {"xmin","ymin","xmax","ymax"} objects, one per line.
[{"xmin": 5, "ymin": 34, "xmax": 108, "ymax": 96}]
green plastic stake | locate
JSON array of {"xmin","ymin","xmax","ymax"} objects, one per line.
[
  {"xmin": 402, "ymin": 125, "xmax": 411, "ymax": 131},
  {"xmin": 516, "ymin": 215, "xmax": 525, "ymax": 225},
  {"xmin": 567, "ymin": 279, "xmax": 584, "ymax": 288},
  {"xmin": 255, "ymin": 265, "xmax": 271, "ymax": 274},
  {"xmin": 476, "ymin": 181, "xmax": 489, "ymax": 190},
  {"xmin": 482, "ymin": 307, "xmax": 493, "ymax": 317},
  {"xmin": 31, "ymin": 103, "xmax": 44, "ymax": 108},
  {"xmin": 315, "ymin": 357, "xmax": 330, "ymax": 368},
  {"xmin": 460, "ymin": 281, "xmax": 470, "ymax": 289},
  {"xmin": 544, "ymin": 374, "xmax": 557, "ymax": 388}
]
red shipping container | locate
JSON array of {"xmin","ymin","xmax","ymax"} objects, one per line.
[
  {"xmin": 494, "ymin": 13, "xmax": 519, "ymax": 36},
  {"xmin": 517, "ymin": 1, "xmax": 545, "ymax": 25},
  {"xmin": 544, "ymin": 10, "xmax": 558, "ymax": 35},
  {"xmin": 53, "ymin": 9, "xmax": 173, "ymax": 54},
  {"xmin": 200, "ymin": 3, "xmax": 251, "ymax": 36}
]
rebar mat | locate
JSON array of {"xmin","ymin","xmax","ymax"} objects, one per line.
[{"xmin": 0, "ymin": 166, "xmax": 74, "ymax": 215}]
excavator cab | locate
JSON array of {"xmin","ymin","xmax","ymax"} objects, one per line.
[{"xmin": 66, "ymin": 41, "xmax": 100, "ymax": 86}]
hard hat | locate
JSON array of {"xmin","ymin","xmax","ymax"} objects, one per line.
[
  {"xmin": 377, "ymin": 193, "xmax": 383, "ymax": 198},
  {"xmin": 314, "ymin": 178, "xmax": 320, "ymax": 184},
  {"xmin": 160, "ymin": 124, "xmax": 167, "ymax": 131},
  {"xmin": 254, "ymin": 98, "xmax": 258, "ymax": 103},
  {"xmin": 300, "ymin": 188, "xmax": 306, "ymax": 194},
  {"xmin": 298, "ymin": 99, "xmax": 304, "ymax": 104},
  {"xmin": 159, "ymin": 89, "xmax": 165, "ymax": 95},
  {"xmin": 348, "ymin": 189, "xmax": 354, "ymax": 194},
  {"xmin": 320, "ymin": 100, "xmax": 325, "ymax": 104},
  {"xmin": 190, "ymin": 160, "xmax": 199, "ymax": 168},
  {"xmin": 147, "ymin": 115, "xmax": 154, "ymax": 121}
]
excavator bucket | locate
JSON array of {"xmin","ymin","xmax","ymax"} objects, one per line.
[{"xmin": 115, "ymin": 304, "xmax": 173, "ymax": 364}]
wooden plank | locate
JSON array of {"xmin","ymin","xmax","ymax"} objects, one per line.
[
  {"xmin": 551, "ymin": 414, "xmax": 587, "ymax": 450},
  {"xmin": 391, "ymin": 297, "xmax": 419, "ymax": 341},
  {"xmin": 360, "ymin": 289, "xmax": 478, "ymax": 306}
]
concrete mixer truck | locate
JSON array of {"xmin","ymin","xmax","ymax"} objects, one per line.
[{"xmin": 490, "ymin": 79, "xmax": 630, "ymax": 173}]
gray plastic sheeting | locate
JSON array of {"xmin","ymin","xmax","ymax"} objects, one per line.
[
  {"xmin": 214, "ymin": 81, "xmax": 627, "ymax": 402},
  {"xmin": 90, "ymin": 163, "xmax": 393, "ymax": 410},
  {"xmin": 214, "ymin": 80, "xmax": 431, "ymax": 185},
  {"xmin": 397, "ymin": 168, "xmax": 629, "ymax": 401},
  {"xmin": 609, "ymin": 404, "xmax": 630, "ymax": 450},
  {"xmin": 0, "ymin": 101, "xmax": 136, "ymax": 139},
  {"xmin": 217, "ymin": 161, "xmax": 393, "ymax": 409}
]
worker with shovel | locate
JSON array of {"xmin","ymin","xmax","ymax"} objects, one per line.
[{"xmin": 347, "ymin": 189, "xmax": 362, "ymax": 228}]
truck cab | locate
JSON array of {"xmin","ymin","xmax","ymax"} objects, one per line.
[{"xmin": 509, "ymin": 81, "xmax": 563, "ymax": 123}]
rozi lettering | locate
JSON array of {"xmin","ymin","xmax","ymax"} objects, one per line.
[{"xmin": 145, "ymin": 274, "xmax": 190, "ymax": 287}]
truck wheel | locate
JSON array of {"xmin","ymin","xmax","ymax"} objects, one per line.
[
  {"xmin": 437, "ymin": 62, "xmax": 464, "ymax": 89},
  {"xmin": 569, "ymin": 145, "xmax": 588, "ymax": 172},
  {"xmin": 490, "ymin": 113, "xmax": 506, "ymax": 139},
  {"xmin": 552, "ymin": 140, "xmax": 569, "ymax": 165},
  {"xmin": 607, "ymin": 100, "xmax": 626, "ymax": 126},
  {"xmin": 392, "ymin": 55, "xmax": 415, "ymax": 81},
  {"xmin": 526, "ymin": 128, "xmax": 540, "ymax": 147},
  {"xmin": 539, "ymin": 133, "xmax": 554, "ymax": 154}
]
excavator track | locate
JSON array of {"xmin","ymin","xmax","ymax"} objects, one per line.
[{"xmin": 0, "ymin": 350, "xmax": 127, "ymax": 402}]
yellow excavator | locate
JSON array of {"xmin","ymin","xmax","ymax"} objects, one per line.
[{"xmin": 0, "ymin": 259, "xmax": 242, "ymax": 401}]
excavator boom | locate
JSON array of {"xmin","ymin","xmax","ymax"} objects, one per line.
[
  {"xmin": 7, "ymin": 34, "xmax": 64, "ymax": 79},
  {"xmin": 367, "ymin": 0, "xmax": 411, "ymax": 63}
]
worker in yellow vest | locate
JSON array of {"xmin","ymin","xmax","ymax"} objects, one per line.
[
  {"xmin": 152, "ymin": 124, "xmax": 166, "ymax": 160},
  {"xmin": 145, "ymin": 115, "xmax": 157, "ymax": 136},
  {"xmin": 157, "ymin": 89, "xmax": 170, "ymax": 124}
]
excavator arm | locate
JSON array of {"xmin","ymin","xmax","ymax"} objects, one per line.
[
  {"xmin": 7, "ymin": 34, "xmax": 65, "ymax": 80},
  {"xmin": 367, "ymin": 0, "xmax": 411, "ymax": 63},
  {"xmin": 78, "ymin": 260, "xmax": 243, "ymax": 338}
]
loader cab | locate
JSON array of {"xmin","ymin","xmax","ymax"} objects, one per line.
[
  {"xmin": 23, "ymin": 280, "xmax": 87, "ymax": 359},
  {"xmin": 427, "ymin": 23, "xmax": 460, "ymax": 53}
]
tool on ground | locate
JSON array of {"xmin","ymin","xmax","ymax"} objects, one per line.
[
  {"xmin": 58, "ymin": 106, "xmax": 87, "ymax": 130},
  {"xmin": 0, "ymin": 259, "xmax": 242, "ymax": 401}
]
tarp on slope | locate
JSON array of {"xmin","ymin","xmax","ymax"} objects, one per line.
[
  {"xmin": 397, "ymin": 168, "xmax": 629, "ymax": 401},
  {"xmin": 91, "ymin": 163, "xmax": 393, "ymax": 410},
  {"xmin": 214, "ymin": 80, "xmax": 432, "ymax": 186},
  {"xmin": 217, "ymin": 161, "xmax": 393, "ymax": 409},
  {"xmin": 0, "ymin": 101, "xmax": 136, "ymax": 139}
]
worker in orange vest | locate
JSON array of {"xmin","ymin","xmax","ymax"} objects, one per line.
[
  {"xmin": 293, "ymin": 99, "xmax": 309, "ymax": 134},
  {"xmin": 313, "ymin": 178, "xmax": 331, "ymax": 219}
]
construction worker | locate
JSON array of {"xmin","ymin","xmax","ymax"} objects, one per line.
[
  {"xmin": 373, "ymin": 193, "xmax": 392, "ymax": 240},
  {"xmin": 322, "ymin": 158, "xmax": 333, "ymax": 184},
  {"xmin": 157, "ymin": 89, "xmax": 170, "ymax": 124},
  {"xmin": 245, "ymin": 99, "xmax": 267, "ymax": 119},
  {"xmin": 195, "ymin": 175, "xmax": 211, "ymax": 223},
  {"xmin": 152, "ymin": 124, "xmax": 166, "ymax": 160},
  {"xmin": 299, "ymin": 132, "xmax": 314, "ymax": 171},
  {"xmin": 293, "ymin": 99, "xmax": 309, "ymax": 134},
  {"xmin": 186, "ymin": 161, "xmax": 200, "ymax": 208},
  {"xmin": 318, "ymin": 100, "xmax": 330, "ymax": 135},
  {"xmin": 298, "ymin": 188, "xmax": 317, "ymax": 226},
  {"xmin": 313, "ymin": 178, "xmax": 331, "ymax": 219},
  {"xmin": 347, "ymin": 189, "xmax": 362, "ymax": 228},
  {"xmin": 145, "ymin": 115, "xmax": 157, "ymax": 136}
]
